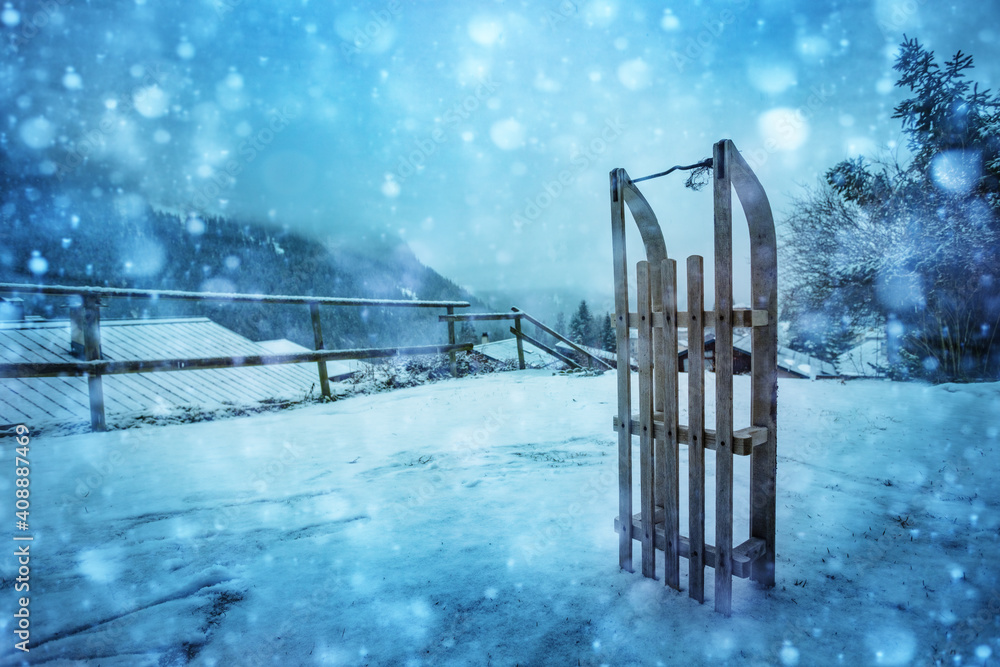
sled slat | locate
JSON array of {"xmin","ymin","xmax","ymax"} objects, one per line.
[
  {"xmin": 637, "ymin": 261, "xmax": 656, "ymax": 579},
  {"xmin": 714, "ymin": 140, "xmax": 735, "ymax": 617},
  {"xmin": 687, "ymin": 255, "xmax": 706, "ymax": 604},
  {"xmin": 661, "ymin": 259, "xmax": 680, "ymax": 590}
]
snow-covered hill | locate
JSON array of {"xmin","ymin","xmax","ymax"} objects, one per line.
[{"xmin": 4, "ymin": 372, "xmax": 999, "ymax": 665}]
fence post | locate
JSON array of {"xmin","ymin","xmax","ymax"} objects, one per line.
[
  {"xmin": 446, "ymin": 306, "xmax": 457, "ymax": 377},
  {"xmin": 514, "ymin": 315, "xmax": 526, "ymax": 370},
  {"xmin": 309, "ymin": 303, "xmax": 331, "ymax": 400},
  {"xmin": 83, "ymin": 295, "xmax": 106, "ymax": 432}
]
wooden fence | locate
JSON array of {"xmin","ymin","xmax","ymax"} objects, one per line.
[
  {"xmin": 0, "ymin": 283, "xmax": 472, "ymax": 431},
  {"xmin": 438, "ymin": 308, "xmax": 613, "ymax": 371}
]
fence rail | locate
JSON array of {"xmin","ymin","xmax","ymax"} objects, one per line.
[
  {"xmin": 0, "ymin": 343, "xmax": 474, "ymax": 379},
  {"xmin": 0, "ymin": 283, "xmax": 470, "ymax": 431},
  {"xmin": 438, "ymin": 308, "xmax": 613, "ymax": 371},
  {"xmin": 0, "ymin": 283, "xmax": 470, "ymax": 308}
]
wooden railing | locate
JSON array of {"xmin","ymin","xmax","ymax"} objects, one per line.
[
  {"xmin": 0, "ymin": 283, "xmax": 471, "ymax": 431},
  {"xmin": 438, "ymin": 308, "xmax": 613, "ymax": 371}
]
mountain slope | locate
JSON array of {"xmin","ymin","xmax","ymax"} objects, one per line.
[{"xmin": 0, "ymin": 184, "xmax": 494, "ymax": 348}]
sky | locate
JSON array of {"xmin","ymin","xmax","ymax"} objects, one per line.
[{"xmin": 4, "ymin": 0, "xmax": 1000, "ymax": 308}]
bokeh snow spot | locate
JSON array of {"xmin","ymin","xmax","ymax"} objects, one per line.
[
  {"xmin": 757, "ymin": 107, "xmax": 809, "ymax": 151},
  {"xmin": 121, "ymin": 237, "xmax": 166, "ymax": 277},
  {"xmin": 77, "ymin": 548, "xmax": 121, "ymax": 584},
  {"xmin": 660, "ymin": 10, "xmax": 680, "ymax": 31},
  {"xmin": 779, "ymin": 641, "xmax": 799, "ymax": 666},
  {"xmin": 177, "ymin": 41, "xmax": 195, "ymax": 59},
  {"xmin": 1, "ymin": 5, "xmax": 20, "ymax": 26},
  {"xmin": 931, "ymin": 149, "xmax": 982, "ymax": 194},
  {"xmin": 62, "ymin": 68, "xmax": 83, "ymax": 90},
  {"xmin": 19, "ymin": 116, "xmax": 55, "ymax": 149},
  {"xmin": 27, "ymin": 251, "xmax": 48, "ymax": 276},
  {"xmin": 617, "ymin": 58, "xmax": 651, "ymax": 91},
  {"xmin": 381, "ymin": 175, "xmax": 401, "ymax": 198},
  {"xmin": 468, "ymin": 16, "xmax": 503, "ymax": 46},
  {"xmin": 134, "ymin": 85, "xmax": 169, "ymax": 118},
  {"xmin": 582, "ymin": 0, "xmax": 618, "ymax": 28},
  {"xmin": 490, "ymin": 118, "xmax": 526, "ymax": 150},
  {"xmin": 797, "ymin": 35, "xmax": 830, "ymax": 60},
  {"xmin": 865, "ymin": 625, "xmax": 916, "ymax": 665},
  {"xmin": 747, "ymin": 61, "xmax": 797, "ymax": 94}
]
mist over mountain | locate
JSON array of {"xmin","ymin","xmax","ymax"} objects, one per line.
[{"xmin": 0, "ymin": 161, "xmax": 497, "ymax": 349}]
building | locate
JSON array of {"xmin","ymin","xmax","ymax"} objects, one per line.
[
  {"xmin": 675, "ymin": 330, "xmax": 840, "ymax": 379},
  {"xmin": 473, "ymin": 337, "xmax": 562, "ymax": 368}
]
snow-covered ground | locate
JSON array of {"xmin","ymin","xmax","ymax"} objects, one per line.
[{"xmin": 2, "ymin": 371, "xmax": 999, "ymax": 666}]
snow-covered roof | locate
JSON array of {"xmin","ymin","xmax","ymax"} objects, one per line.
[
  {"xmin": 734, "ymin": 333, "xmax": 840, "ymax": 379},
  {"xmin": 474, "ymin": 337, "xmax": 562, "ymax": 367},
  {"xmin": 836, "ymin": 332, "xmax": 889, "ymax": 377},
  {"xmin": 553, "ymin": 341, "xmax": 616, "ymax": 363},
  {"xmin": 257, "ymin": 338, "xmax": 362, "ymax": 381},
  {"xmin": 0, "ymin": 317, "xmax": 325, "ymax": 426}
]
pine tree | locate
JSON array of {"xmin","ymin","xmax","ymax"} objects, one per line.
[
  {"xmin": 554, "ymin": 311, "xmax": 566, "ymax": 336},
  {"xmin": 458, "ymin": 321, "xmax": 476, "ymax": 344},
  {"xmin": 600, "ymin": 313, "xmax": 616, "ymax": 352},
  {"xmin": 782, "ymin": 36, "xmax": 1000, "ymax": 380},
  {"xmin": 568, "ymin": 301, "xmax": 593, "ymax": 346}
]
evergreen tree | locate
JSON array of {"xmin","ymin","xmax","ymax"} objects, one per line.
[
  {"xmin": 600, "ymin": 313, "xmax": 616, "ymax": 352},
  {"xmin": 458, "ymin": 321, "xmax": 477, "ymax": 344},
  {"xmin": 782, "ymin": 36, "xmax": 1000, "ymax": 381},
  {"xmin": 554, "ymin": 311, "xmax": 567, "ymax": 336},
  {"xmin": 568, "ymin": 300, "xmax": 593, "ymax": 346}
]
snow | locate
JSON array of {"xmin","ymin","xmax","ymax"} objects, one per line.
[
  {"xmin": 467, "ymin": 16, "xmax": 503, "ymax": 47},
  {"xmin": 931, "ymin": 150, "xmax": 983, "ymax": 195},
  {"xmin": 757, "ymin": 108, "xmax": 810, "ymax": 152},
  {"xmin": 0, "ymin": 6, "xmax": 20, "ymax": 27},
  {"xmin": 18, "ymin": 117, "xmax": 55, "ymax": 150},
  {"xmin": 474, "ymin": 338, "xmax": 561, "ymax": 368},
  {"xmin": 747, "ymin": 61, "xmax": 797, "ymax": 95},
  {"xmin": 9, "ymin": 371, "xmax": 1000, "ymax": 664},
  {"xmin": 838, "ymin": 332, "xmax": 889, "ymax": 378},
  {"xmin": 257, "ymin": 339, "xmax": 363, "ymax": 381},
  {"xmin": 134, "ymin": 85, "xmax": 169, "ymax": 119},
  {"xmin": 617, "ymin": 58, "xmax": 652, "ymax": 91},
  {"xmin": 489, "ymin": 118, "xmax": 526, "ymax": 151}
]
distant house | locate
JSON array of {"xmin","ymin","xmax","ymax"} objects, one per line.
[
  {"xmin": 674, "ymin": 329, "xmax": 839, "ymax": 379},
  {"xmin": 0, "ymin": 317, "xmax": 341, "ymax": 427},
  {"xmin": 738, "ymin": 333, "xmax": 840, "ymax": 379},
  {"xmin": 677, "ymin": 329, "xmax": 721, "ymax": 373}
]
